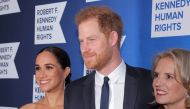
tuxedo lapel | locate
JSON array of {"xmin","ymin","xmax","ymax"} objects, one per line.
[
  {"xmin": 123, "ymin": 65, "xmax": 138, "ymax": 109},
  {"xmin": 83, "ymin": 73, "xmax": 96, "ymax": 109}
]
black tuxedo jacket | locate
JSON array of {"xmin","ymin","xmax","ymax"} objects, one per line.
[{"xmin": 64, "ymin": 64, "xmax": 154, "ymax": 109}]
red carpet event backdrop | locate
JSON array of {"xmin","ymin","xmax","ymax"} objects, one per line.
[{"xmin": 0, "ymin": 0, "xmax": 190, "ymax": 108}]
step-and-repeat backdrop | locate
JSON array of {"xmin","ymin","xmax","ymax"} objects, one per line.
[{"xmin": 0, "ymin": 0, "xmax": 190, "ymax": 108}]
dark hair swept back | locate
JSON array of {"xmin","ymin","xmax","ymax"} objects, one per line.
[{"xmin": 36, "ymin": 46, "xmax": 71, "ymax": 85}]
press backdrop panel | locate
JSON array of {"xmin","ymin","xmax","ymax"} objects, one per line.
[{"xmin": 0, "ymin": 0, "xmax": 190, "ymax": 108}]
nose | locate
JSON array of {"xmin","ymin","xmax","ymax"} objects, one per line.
[
  {"xmin": 80, "ymin": 41, "xmax": 89, "ymax": 53},
  {"xmin": 36, "ymin": 69, "xmax": 47, "ymax": 79},
  {"xmin": 153, "ymin": 77, "xmax": 163, "ymax": 87}
]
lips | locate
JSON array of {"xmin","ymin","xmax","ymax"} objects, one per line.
[
  {"xmin": 155, "ymin": 88, "xmax": 167, "ymax": 95},
  {"xmin": 82, "ymin": 51, "xmax": 96, "ymax": 57},
  {"xmin": 83, "ymin": 53, "xmax": 94, "ymax": 57},
  {"xmin": 40, "ymin": 80, "xmax": 49, "ymax": 85}
]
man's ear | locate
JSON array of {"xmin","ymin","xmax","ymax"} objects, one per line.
[{"xmin": 109, "ymin": 31, "xmax": 118, "ymax": 47}]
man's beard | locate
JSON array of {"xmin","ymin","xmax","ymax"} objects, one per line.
[
  {"xmin": 82, "ymin": 51, "xmax": 111, "ymax": 71},
  {"xmin": 82, "ymin": 52, "xmax": 97, "ymax": 69}
]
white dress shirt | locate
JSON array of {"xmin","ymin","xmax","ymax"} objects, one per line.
[{"xmin": 95, "ymin": 60, "xmax": 126, "ymax": 109}]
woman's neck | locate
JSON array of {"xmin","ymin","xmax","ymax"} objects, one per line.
[
  {"xmin": 164, "ymin": 99, "xmax": 185, "ymax": 109},
  {"xmin": 42, "ymin": 88, "xmax": 64, "ymax": 107}
]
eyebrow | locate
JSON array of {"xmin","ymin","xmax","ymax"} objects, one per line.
[
  {"xmin": 35, "ymin": 63, "xmax": 56, "ymax": 67},
  {"xmin": 154, "ymin": 71, "xmax": 175, "ymax": 76},
  {"xmin": 79, "ymin": 35, "xmax": 98, "ymax": 39},
  {"xmin": 164, "ymin": 72, "xmax": 175, "ymax": 75}
]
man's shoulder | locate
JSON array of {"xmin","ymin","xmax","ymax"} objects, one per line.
[
  {"xmin": 65, "ymin": 73, "xmax": 94, "ymax": 89},
  {"xmin": 126, "ymin": 64, "xmax": 151, "ymax": 79},
  {"xmin": 70, "ymin": 75, "xmax": 90, "ymax": 85}
]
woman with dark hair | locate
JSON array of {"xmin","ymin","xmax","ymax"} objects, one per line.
[
  {"xmin": 21, "ymin": 46, "xmax": 71, "ymax": 109},
  {"xmin": 152, "ymin": 48, "xmax": 190, "ymax": 109}
]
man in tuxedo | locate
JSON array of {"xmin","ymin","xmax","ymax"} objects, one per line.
[{"xmin": 64, "ymin": 6, "xmax": 154, "ymax": 109}]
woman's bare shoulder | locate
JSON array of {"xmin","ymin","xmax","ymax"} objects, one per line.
[{"xmin": 20, "ymin": 103, "xmax": 36, "ymax": 109}]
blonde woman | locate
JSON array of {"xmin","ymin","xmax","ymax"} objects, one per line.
[{"xmin": 152, "ymin": 48, "xmax": 190, "ymax": 109}]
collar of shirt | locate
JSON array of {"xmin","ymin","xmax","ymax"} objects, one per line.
[{"xmin": 95, "ymin": 60, "xmax": 126, "ymax": 86}]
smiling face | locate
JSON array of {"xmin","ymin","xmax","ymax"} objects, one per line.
[
  {"xmin": 78, "ymin": 18, "xmax": 113, "ymax": 71},
  {"xmin": 35, "ymin": 51, "xmax": 65, "ymax": 92},
  {"xmin": 153, "ymin": 57, "xmax": 187, "ymax": 107}
]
